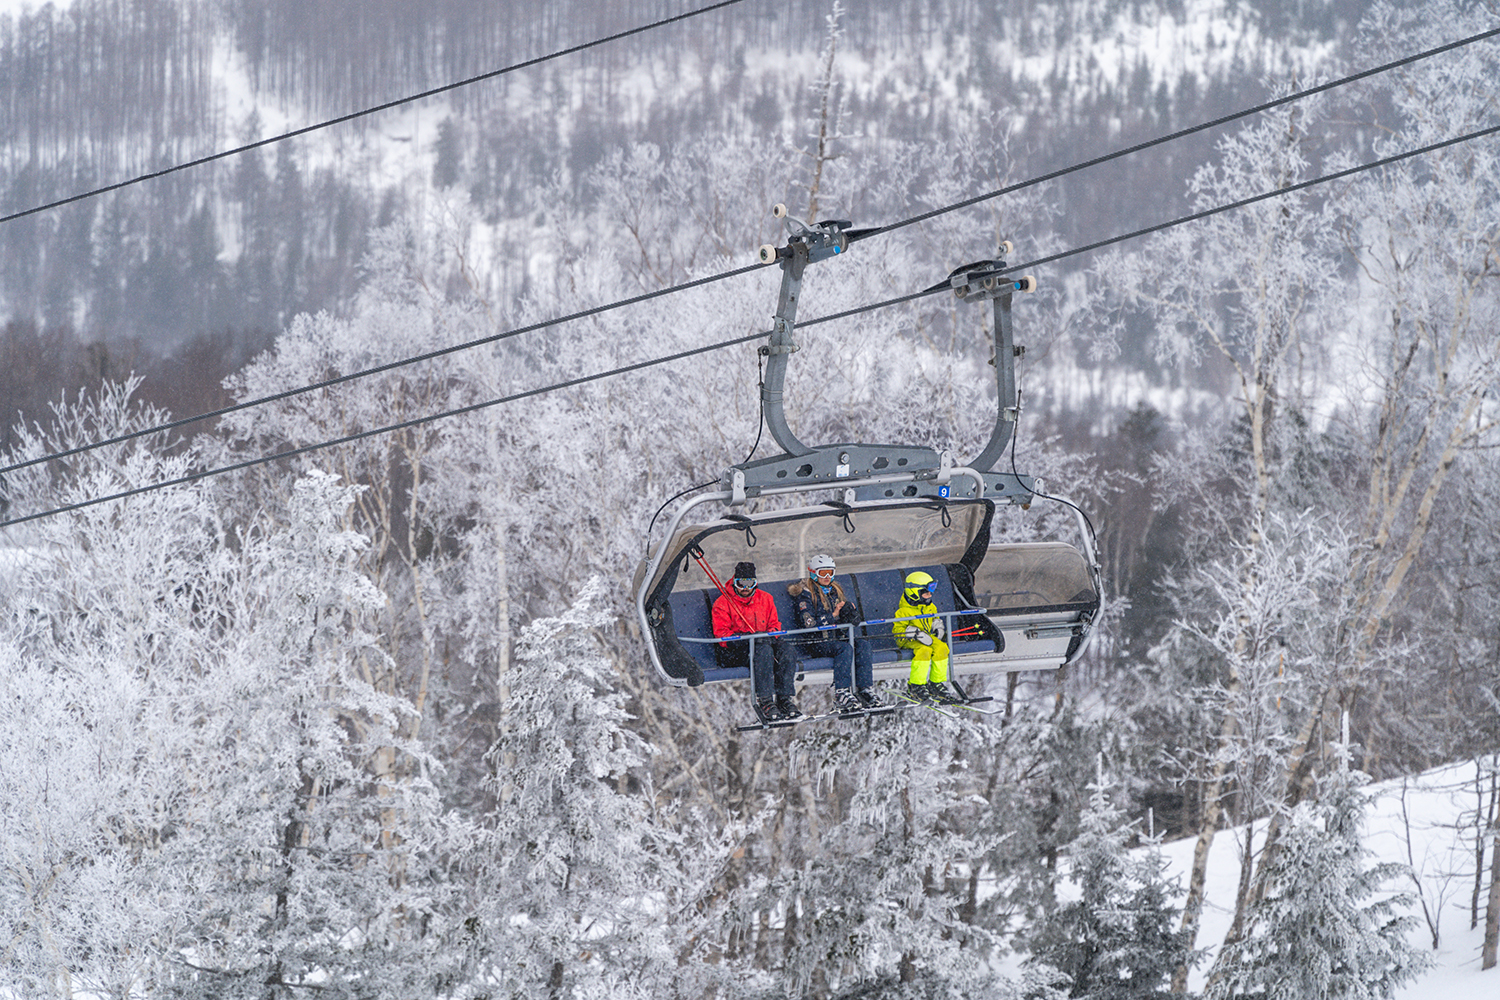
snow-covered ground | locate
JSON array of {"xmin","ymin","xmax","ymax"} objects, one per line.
[{"xmin": 1155, "ymin": 761, "xmax": 1498, "ymax": 997}]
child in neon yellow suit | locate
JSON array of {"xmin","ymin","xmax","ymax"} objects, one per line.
[{"xmin": 893, "ymin": 571, "xmax": 960, "ymax": 704}]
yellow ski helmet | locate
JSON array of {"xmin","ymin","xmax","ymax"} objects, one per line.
[{"xmin": 904, "ymin": 571, "xmax": 935, "ymax": 603}]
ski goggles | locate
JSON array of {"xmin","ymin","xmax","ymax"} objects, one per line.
[{"xmin": 733, "ymin": 577, "xmax": 757, "ymax": 590}]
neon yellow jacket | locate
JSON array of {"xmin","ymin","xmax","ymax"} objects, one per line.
[{"xmin": 892, "ymin": 595, "xmax": 942, "ymax": 649}]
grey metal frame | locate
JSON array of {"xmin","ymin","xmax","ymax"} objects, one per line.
[
  {"xmin": 730, "ymin": 216, "xmax": 1035, "ymax": 504},
  {"xmin": 632, "ymin": 221, "xmax": 1100, "ymax": 686}
]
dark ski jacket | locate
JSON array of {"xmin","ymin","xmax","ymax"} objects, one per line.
[
  {"xmin": 787, "ymin": 578, "xmax": 861, "ymax": 642},
  {"xmin": 712, "ymin": 587, "xmax": 781, "ymax": 644}
]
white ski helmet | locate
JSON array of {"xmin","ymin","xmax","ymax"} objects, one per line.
[{"xmin": 808, "ymin": 553, "xmax": 836, "ymax": 575}]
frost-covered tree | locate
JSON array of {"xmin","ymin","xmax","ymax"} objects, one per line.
[
  {"xmin": 707, "ymin": 711, "xmax": 1071, "ymax": 999},
  {"xmin": 1089, "ymin": 3, "xmax": 1500, "ymax": 976},
  {"xmin": 0, "ymin": 383, "xmax": 482, "ymax": 998},
  {"xmin": 1088, "ymin": 86, "xmax": 1344, "ymax": 978},
  {"xmin": 1203, "ymin": 744, "xmax": 1426, "ymax": 1000},
  {"xmin": 1307, "ymin": 0, "xmax": 1500, "ymax": 778},
  {"xmin": 1028, "ymin": 760, "xmax": 1188, "ymax": 1000},
  {"xmin": 1207, "ymin": 5, "xmax": 1500, "ymax": 967},
  {"xmin": 215, "ymin": 216, "xmax": 524, "ymax": 814},
  {"xmin": 470, "ymin": 577, "xmax": 695, "ymax": 998}
]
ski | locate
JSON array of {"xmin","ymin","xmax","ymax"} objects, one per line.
[
  {"xmin": 894, "ymin": 683, "xmax": 998, "ymax": 717},
  {"xmin": 941, "ymin": 697, "xmax": 1005, "ymax": 716},
  {"xmin": 735, "ymin": 702, "xmax": 899, "ymax": 733},
  {"xmin": 893, "ymin": 690, "xmax": 962, "ymax": 718}
]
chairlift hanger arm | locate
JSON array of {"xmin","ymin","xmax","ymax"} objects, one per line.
[
  {"xmin": 945, "ymin": 243, "xmax": 1037, "ymax": 473},
  {"xmin": 737, "ymin": 222, "xmax": 1039, "ymax": 501},
  {"xmin": 755, "ymin": 204, "xmax": 856, "ymax": 458}
]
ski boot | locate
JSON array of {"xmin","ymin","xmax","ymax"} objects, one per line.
[
  {"xmin": 776, "ymin": 696, "xmax": 803, "ymax": 721},
  {"xmin": 833, "ymin": 688, "xmax": 864, "ymax": 715},
  {"xmin": 927, "ymin": 682, "xmax": 963, "ymax": 706},
  {"xmin": 857, "ymin": 686, "xmax": 884, "ymax": 709},
  {"xmin": 754, "ymin": 698, "xmax": 783, "ymax": 724}
]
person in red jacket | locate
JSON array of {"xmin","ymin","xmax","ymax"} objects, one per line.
[{"xmin": 712, "ymin": 560, "xmax": 801, "ymax": 722}]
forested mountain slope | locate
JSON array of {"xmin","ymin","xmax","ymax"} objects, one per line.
[
  {"xmin": 0, "ymin": 0, "xmax": 1365, "ymax": 349},
  {"xmin": 2, "ymin": 1, "xmax": 1499, "ymax": 996}
]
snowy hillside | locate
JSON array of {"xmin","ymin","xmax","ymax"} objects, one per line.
[
  {"xmin": 0, "ymin": 0, "xmax": 1373, "ymax": 355},
  {"xmin": 1163, "ymin": 762, "xmax": 1500, "ymax": 997}
]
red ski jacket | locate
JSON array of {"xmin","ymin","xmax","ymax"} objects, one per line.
[{"xmin": 712, "ymin": 587, "xmax": 781, "ymax": 643}]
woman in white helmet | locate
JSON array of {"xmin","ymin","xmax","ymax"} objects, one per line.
[
  {"xmin": 892, "ymin": 570, "xmax": 959, "ymax": 703},
  {"xmin": 788, "ymin": 553, "xmax": 881, "ymax": 713}
]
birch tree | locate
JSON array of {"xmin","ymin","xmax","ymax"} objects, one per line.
[
  {"xmin": 1305, "ymin": 0, "xmax": 1500, "ymax": 782},
  {"xmin": 1226, "ymin": 2, "xmax": 1500, "ymax": 941},
  {"xmin": 1090, "ymin": 91, "xmax": 1340, "ymax": 985}
]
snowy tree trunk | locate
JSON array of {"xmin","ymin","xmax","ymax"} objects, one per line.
[
  {"xmin": 485, "ymin": 428, "xmax": 515, "ymax": 802},
  {"xmin": 1174, "ymin": 715, "xmax": 1238, "ymax": 992},
  {"xmin": 1476, "ymin": 761, "xmax": 1498, "ymax": 931},
  {"xmin": 1484, "ymin": 825, "xmax": 1500, "ymax": 970},
  {"xmin": 803, "ymin": 2, "xmax": 842, "ymax": 222}
]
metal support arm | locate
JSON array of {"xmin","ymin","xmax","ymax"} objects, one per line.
[
  {"xmin": 762, "ymin": 241, "xmax": 813, "ymax": 456},
  {"xmin": 756, "ymin": 207, "xmax": 854, "ymax": 458},
  {"xmin": 971, "ymin": 291, "xmax": 1019, "ymax": 472},
  {"xmin": 947, "ymin": 252, "xmax": 1036, "ymax": 473}
]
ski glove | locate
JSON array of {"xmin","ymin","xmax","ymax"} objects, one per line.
[{"xmin": 932, "ymin": 619, "xmax": 945, "ymax": 640}]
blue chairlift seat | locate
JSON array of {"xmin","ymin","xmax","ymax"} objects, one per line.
[
  {"xmin": 674, "ymin": 564, "xmax": 1001, "ymax": 686},
  {"xmin": 668, "ymin": 588, "xmax": 748, "ymax": 683}
]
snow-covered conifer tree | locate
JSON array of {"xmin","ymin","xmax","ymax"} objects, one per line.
[
  {"xmin": 1028, "ymin": 760, "xmax": 1188, "ymax": 999},
  {"xmin": 471, "ymin": 576, "xmax": 689, "ymax": 998},
  {"xmin": 1203, "ymin": 744, "xmax": 1426, "ymax": 1000}
]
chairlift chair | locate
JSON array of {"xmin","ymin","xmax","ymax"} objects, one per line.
[{"xmin": 633, "ymin": 210, "xmax": 1101, "ymax": 689}]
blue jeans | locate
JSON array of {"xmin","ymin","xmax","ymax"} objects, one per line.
[
  {"xmin": 801, "ymin": 637, "xmax": 873, "ymax": 690},
  {"xmin": 716, "ymin": 637, "xmax": 795, "ymax": 701}
]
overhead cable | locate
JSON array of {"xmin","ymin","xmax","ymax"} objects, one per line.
[
  {"xmin": 4, "ymin": 24, "xmax": 1495, "ymax": 478},
  {"xmin": 0, "ymin": 260, "xmax": 766, "ymax": 476},
  {"xmin": 1003, "ymin": 119, "xmax": 1500, "ymax": 276},
  {"xmin": 0, "ymin": 0, "xmax": 750, "ymax": 228},
  {"xmin": 855, "ymin": 22, "xmax": 1500, "ymax": 241},
  {"xmin": 0, "ymin": 330, "xmax": 765, "ymax": 529},
  {"xmin": 4, "ymin": 115, "xmax": 1498, "ymax": 530}
]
